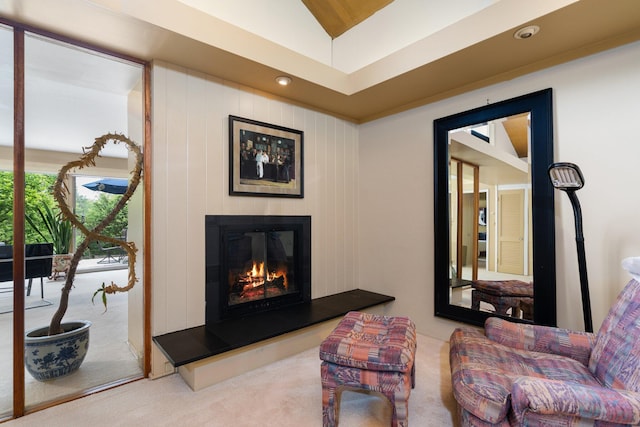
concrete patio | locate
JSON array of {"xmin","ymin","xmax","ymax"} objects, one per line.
[{"xmin": 0, "ymin": 259, "xmax": 142, "ymax": 416}]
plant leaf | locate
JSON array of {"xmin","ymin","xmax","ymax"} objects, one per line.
[{"xmin": 92, "ymin": 282, "xmax": 108, "ymax": 313}]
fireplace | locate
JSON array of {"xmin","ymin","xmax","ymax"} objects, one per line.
[{"xmin": 205, "ymin": 215, "xmax": 311, "ymax": 327}]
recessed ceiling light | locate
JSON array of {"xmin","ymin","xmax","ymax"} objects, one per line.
[
  {"xmin": 275, "ymin": 76, "xmax": 292, "ymax": 86},
  {"xmin": 513, "ymin": 25, "xmax": 540, "ymax": 40}
]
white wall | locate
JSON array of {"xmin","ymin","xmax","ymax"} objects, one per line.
[
  {"xmin": 151, "ymin": 61, "xmax": 360, "ymax": 336},
  {"xmin": 151, "ymin": 40, "xmax": 640, "ymax": 347},
  {"xmin": 358, "ymin": 40, "xmax": 640, "ymax": 340}
]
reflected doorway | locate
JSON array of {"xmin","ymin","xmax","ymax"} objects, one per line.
[{"xmin": 448, "ymin": 117, "xmax": 534, "ymax": 316}]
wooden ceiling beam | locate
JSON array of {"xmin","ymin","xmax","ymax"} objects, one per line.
[{"xmin": 301, "ymin": 0, "xmax": 394, "ymax": 38}]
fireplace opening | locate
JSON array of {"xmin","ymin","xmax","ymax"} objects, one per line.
[
  {"xmin": 206, "ymin": 215, "xmax": 311, "ymax": 326},
  {"xmin": 226, "ymin": 230, "xmax": 295, "ymax": 305}
]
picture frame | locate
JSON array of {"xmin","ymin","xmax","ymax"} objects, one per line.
[{"xmin": 229, "ymin": 115, "xmax": 304, "ymax": 198}]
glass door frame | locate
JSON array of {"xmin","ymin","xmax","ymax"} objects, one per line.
[{"xmin": 3, "ymin": 19, "xmax": 151, "ymax": 419}]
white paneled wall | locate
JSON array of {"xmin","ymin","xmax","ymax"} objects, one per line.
[{"xmin": 151, "ymin": 61, "xmax": 359, "ymax": 335}]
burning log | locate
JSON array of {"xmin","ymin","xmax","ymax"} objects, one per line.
[{"xmin": 240, "ymin": 275, "xmax": 286, "ymax": 298}]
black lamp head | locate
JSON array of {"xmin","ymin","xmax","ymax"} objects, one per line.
[{"xmin": 548, "ymin": 162, "xmax": 584, "ymax": 191}]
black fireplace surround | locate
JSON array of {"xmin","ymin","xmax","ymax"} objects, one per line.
[
  {"xmin": 205, "ymin": 215, "xmax": 311, "ymax": 328},
  {"xmin": 153, "ymin": 214, "xmax": 393, "ymax": 367}
]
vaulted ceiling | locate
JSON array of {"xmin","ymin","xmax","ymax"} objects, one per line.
[
  {"xmin": 301, "ymin": 0, "xmax": 394, "ymax": 38},
  {"xmin": 1, "ymin": 0, "xmax": 640, "ymax": 124}
]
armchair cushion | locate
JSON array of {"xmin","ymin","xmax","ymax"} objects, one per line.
[
  {"xmin": 450, "ymin": 327, "xmax": 600, "ymax": 424},
  {"xmin": 511, "ymin": 377, "xmax": 640, "ymax": 425},
  {"xmin": 590, "ymin": 278, "xmax": 640, "ymax": 391},
  {"xmin": 319, "ymin": 311, "xmax": 416, "ymax": 372},
  {"xmin": 485, "ymin": 317, "xmax": 596, "ymax": 366},
  {"xmin": 450, "ymin": 278, "xmax": 640, "ymax": 426}
]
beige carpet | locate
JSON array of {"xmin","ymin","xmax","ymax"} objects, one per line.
[{"xmin": 4, "ymin": 334, "xmax": 457, "ymax": 426}]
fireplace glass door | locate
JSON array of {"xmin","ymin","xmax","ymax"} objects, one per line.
[
  {"xmin": 225, "ymin": 230, "xmax": 297, "ymax": 307},
  {"xmin": 206, "ymin": 215, "xmax": 311, "ymax": 324}
]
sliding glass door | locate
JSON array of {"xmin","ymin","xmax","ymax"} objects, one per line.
[{"xmin": 0, "ymin": 22, "xmax": 149, "ymax": 419}]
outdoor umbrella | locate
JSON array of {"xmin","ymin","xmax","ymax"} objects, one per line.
[{"xmin": 82, "ymin": 178, "xmax": 129, "ymax": 195}]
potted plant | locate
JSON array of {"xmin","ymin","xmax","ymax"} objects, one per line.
[
  {"xmin": 23, "ymin": 133, "xmax": 143, "ymax": 381},
  {"xmin": 25, "ymin": 203, "xmax": 73, "ymax": 280}
]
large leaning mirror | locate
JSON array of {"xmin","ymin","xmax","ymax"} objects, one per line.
[{"xmin": 434, "ymin": 89, "xmax": 556, "ymax": 327}]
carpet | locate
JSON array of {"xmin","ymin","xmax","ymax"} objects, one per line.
[
  {"xmin": 2, "ymin": 333, "xmax": 457, "ymax": 426},
  {"xmin": 0, "ymin": 298, "xmax": 52, "ymax": 314}
]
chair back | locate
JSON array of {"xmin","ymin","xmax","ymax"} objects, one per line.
[
  {"xmin": 0, "ymin": 245, "xmax": 12, "ymax": 282},
  {"xmin": 589, "ymin": 278, "xmax": 640, "ymax": 391},
  {"xmin": 0, "ymin": 243, "xmax": 53, "ymax": 282},
  {"xmin": 25, "ymin": 243, "xmax": 53, "ymax": 279}
]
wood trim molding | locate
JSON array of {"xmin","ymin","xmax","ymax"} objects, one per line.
[
  {"xmin": 13, "ymin": 27, "xmax": 25, "ymax": 419},
  {"xmin": 143, "ymin": 62, "xmax": 152, "ymax": 378}
]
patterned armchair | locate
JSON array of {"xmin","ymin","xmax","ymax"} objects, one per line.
[{"xmin": 450, "ymin": 275, "xmax": 640, "ymax": 426}]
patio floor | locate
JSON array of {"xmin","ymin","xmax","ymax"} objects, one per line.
[{"xmin": 0, "ymin": 258, "xmax": 143, "ymax": 416}]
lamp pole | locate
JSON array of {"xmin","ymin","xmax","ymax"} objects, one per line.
[
  {"xmin": 548, "ymin": 162, "xmax": 593, "ymax": 333},
  {"xmin": 566, "ymin": 190, "xmax": 593, "ymax": 333}
]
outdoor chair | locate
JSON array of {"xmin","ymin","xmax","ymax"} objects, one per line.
[
  {"xmin": 97, "ymin": 228, "xmax": 127, "ymax": 264},
  {"xmin": 450, "ymin": 257, "xmax": 640, "ymax": 426},
  {"xmin": 0, "ymin": 243, "xmax": 53, "ymax": 298}
]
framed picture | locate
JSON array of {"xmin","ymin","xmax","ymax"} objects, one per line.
[{"xmin": 229, "ymin": 115, "xmax": 304, "ymax": 198}]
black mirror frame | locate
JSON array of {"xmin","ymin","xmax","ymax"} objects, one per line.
[{"xmin": 434, "ymin": 88, "xmax": 556, "ymax": 327}]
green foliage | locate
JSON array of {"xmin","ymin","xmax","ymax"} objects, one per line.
[
  {"xmin": 78, "ymin": 193, "xmax": 128, "ymax": 256},
  {"xmin": 70, "ymin": 192, "xmax": 129, "ymax": 259},
  {"xmin": 0, "ymin": 174, "xmax": 10, "ymax": 244},
  {"xmin": 83, "ymin": 193, "xmax": 128, "ymax": 236},
  {"xmin": 75, "ymin": 194, "xmax": 91, "ymax": 222},
  {"xmin": 0, "ymin": 171, "xmax": 57, "ymax": 245},
  {"xmin": 0, "ymin": 172, "xmax": 128, "ymax": 256},
  {"xmin": 25, "ymin": 204, "xmax": 72, "ymax": 254}
]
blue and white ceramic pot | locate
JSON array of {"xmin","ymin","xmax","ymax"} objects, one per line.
[{"xmin": 24, "ymin": 320, "xmax": 91, "ymax": 381}]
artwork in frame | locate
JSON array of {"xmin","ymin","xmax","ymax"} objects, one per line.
[{"xmin": 229, "ymin": 115, "xmax": 304, "ymax": 198}]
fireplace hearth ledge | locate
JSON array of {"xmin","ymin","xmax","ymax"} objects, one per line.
[{"xmin": 153, "ymin": 289, "xmax": 394, "ymax": 390}]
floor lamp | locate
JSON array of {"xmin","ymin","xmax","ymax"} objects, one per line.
[{"xmin": 548, "ymin": 162, "xmax": 593, "ymax": 332}]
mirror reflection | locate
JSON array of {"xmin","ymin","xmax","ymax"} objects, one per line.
[
  {"xmin": 448, "ymin": 115, "xmax": 534, "ymax": 319},
  {"xmin": 434, "ymin": 89, "xmax": 556, "ymax": 327}
]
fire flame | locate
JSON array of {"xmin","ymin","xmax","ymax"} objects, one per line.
[
  {"xmin": 240, "ymin": 261, "xmax": 288, "ymax": 290},
  {"xmin": 250, "ymin": 261, "xmax": 264, "ymax": 279}
]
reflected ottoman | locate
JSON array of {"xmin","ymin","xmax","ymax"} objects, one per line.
[
  {"xmin": 319, "ymin": 311, "xmax": 417, "ymax": 427},
  {"xmin": 471, "ymin": 279, "xmax": 533, "ymax": 320}
]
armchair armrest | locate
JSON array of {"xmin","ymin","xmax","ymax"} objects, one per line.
[
  {"xmin": 484, "ymin": 317, "xmax": 596, "ymax": 366},
  {"xmin": 511, "ymin": 377, "xmax": 640, "ymax": 425}
]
